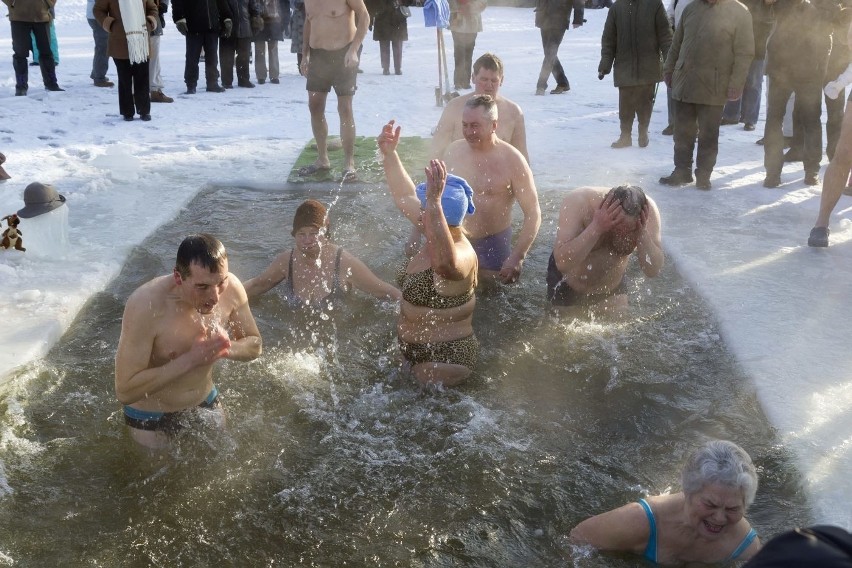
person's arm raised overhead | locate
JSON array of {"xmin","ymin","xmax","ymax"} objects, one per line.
[{"xmin": 378, "ymin": 120, "xmax": 422, "ymax": 226}]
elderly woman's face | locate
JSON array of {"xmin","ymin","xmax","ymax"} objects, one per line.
[
  {"xmin": 294, "ymin": 226, "xmax": 325, "ymax": 255},
  {"xmin": 686, "ymin": 483, "xmax": 746, "ymax": 538}
]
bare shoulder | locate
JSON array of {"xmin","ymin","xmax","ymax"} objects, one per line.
[
  {"xmin": 561, "ymin": 186, "xmax": 607, "ymax": 208},
  {"xmin": 124, "ymin": 275, "xmax": 170, "ymax": 315},
  {"xmin": 571, "ymin": 500, "xmax": 652, "ymax": 552},
  {"xmin": 497, "ymin": 96, "xmax": 524, "ymax": 118}
]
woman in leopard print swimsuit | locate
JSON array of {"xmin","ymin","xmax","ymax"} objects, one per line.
[{"xmin": 378, "ymin": 119, "xmax": 479, "ymax": 387}]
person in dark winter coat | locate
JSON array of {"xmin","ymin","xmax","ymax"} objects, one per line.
[
  {"xmin": 2, "ymin": 0, "xmax": 64, "ymax": 95},
  {"xmin": 659, "ymin": 0, "xmax": 754, "ymax": 190},
  {"xmin": 172, "ymin": 0, "xmax": 234, "ymax": 93},
  {"xmin": 534, "ymin": 0, "xmax": 584, "ymax": 95},
  {"xmin": 762, "ymin": 0, "xmax": 841, "ymax": 188},
  {"xmin": 598, "ymin": 0, "xmax": 672, "ymax": 149},
  {"xmin": 95, "ymin": 0, "xmax": 160, "ymax": 120},
  {"xmin": 254, "ymin": 0, "xmax": 289, "ymax": 83},
  {"xmin": 366, "ymin": 0, "xmax": 408, "ymax": 75},
  {"xmin": 220, "ymin": 0, "xmax": 263, "ymax": 87}
]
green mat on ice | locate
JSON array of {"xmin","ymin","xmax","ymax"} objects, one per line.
[{"xmin": 288, "ymin": 136, "xmax": 432, "ymax": 185}]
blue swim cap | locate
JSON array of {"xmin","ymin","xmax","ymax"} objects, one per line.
[{"xmin": 415, "ymin": 174, "xmax": 476, "ymax": 226}]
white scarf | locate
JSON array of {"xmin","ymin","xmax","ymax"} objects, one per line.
[{"xmin": 119, "ymin": 0, "xmax": 149, "ymax": 65}]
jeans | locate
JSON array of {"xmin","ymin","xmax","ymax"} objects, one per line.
[
  {"xmin": 673, "ymin": 99, "xmax": 724, "ymax": 176},
  {"xmin": 451, "ymin": 31, "xmax": 476, "ymax": 88},
  {"xmin": 536, "ymin": 27, "xmax": 568, "ymax": 91},
  {"xmin": 88, "ymin": 18, "xmax": 110, "ymax": 81},
  {"xmin": 722, "ymin": 58, "xmax": 765, "ymax": 125},
  {"xmin": 380, "ymin": 39, "xmax": 402, "ymax": 73},
  {"xmin": 149, "ymin": 34, "xmax": 163, "ymax": 90}
]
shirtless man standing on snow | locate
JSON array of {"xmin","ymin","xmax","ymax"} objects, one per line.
[
  {"xmin": 444, "ymin": 94, "xmax": 541, "ymax": 284},
  {"xmin": 548, "ymin": 185, "xmax": 664, "ymax": 317},
  {"xmin": 115, "ymin": 234, "xmax": 262, "ymax": 449},
  {"xmin": 430, "ymin": 52, "xmax": 529, "ymax": 162},
  {"xmin": 298, "ymin": 0, "xmax": 369, "ymax": 182}
]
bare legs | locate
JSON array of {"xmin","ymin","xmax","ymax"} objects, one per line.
[
  {"xmin": 307, "ymin": 91, "xmax": 355, "ymax": 171},
  {"xmin": 814, "ymin": 100, "xmax": 852, "ymax": 230}
]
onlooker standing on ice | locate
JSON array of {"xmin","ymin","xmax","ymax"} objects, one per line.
[
  {"xmin": 659, "ymin": 0, "xmax": 753, "ymax": 190},
  {"xmin": 448, "ymin": 0, "xmax": 485, "ymax": 91},
  {"xmin": 365, "ymin": 0, "xmax": 409, "ymax": 75},
  {"xmin": 30, "ymin": 10, "xmax": 59, "ymax": 67},
  {"xmin": 534, "ymin": 0, "xmax": 583, "ymax": 96},
  {"xmin": 598, "ymin": 0, "xmax": 671, "ymax": 149},
  {"xmin": 3, "ymin": 0, "xmax": 64, "ymax": 95},
  {"xmin": 254, "ymin": 0, "xmax": 288, "ymax": 84},
  {"xmin": 761, "ymin": 0, "xmax": 838, "ymax": 188},
  {"xmin": 172, "ymin": 0, "xmax": 233, "ymax": 93},
  {"xmin": 88, "ymin": 0, "xmax": 115, "ymax": 87},
  {"xmin": 719, "ymin": 0, "xmax": 772, "ymax": 133},
  {"xmin": 149, "ymin": 0, "xmax": 175, "ymax": 102},
  {"xmin": 661, "ymin": 0, "xmax": 695, "ymax": 135},
  {"xmin": 290, "ymin": 0, "xmax": 305, "ymax": 72},
  {"xmin": 220, "ymin": 0, "xmax": 263, "ymax": 88},
  {"xmin": 95, "ymin": 0, "xmax": 159, "ymax": 121}
]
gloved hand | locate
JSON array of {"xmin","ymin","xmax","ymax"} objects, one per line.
[
  {"xmin": 598, "ymin": 72, "xmax": 605, "ymax": 80},
  {"xmin": 146, "ymin": 14, "xmax": 158, "ymax": 31},
  {"xmin": 251, "ymin": 15, "xmax": 264, "ymax": 33},
  {"xmin": 175, "ymin": 18, "xmax": 188, "ymax": 35},
  {"xmin": 825, "ymin": 81, "xmax": 843, "ymax": 100},
  {"xmin": 222, "ymin": 18, "xmax": 233, "ymax": 38}
]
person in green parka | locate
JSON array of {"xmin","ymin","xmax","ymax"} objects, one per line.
[{"xmin": 598, "ymin": 0, "xmax": 672, "ymax": 149}]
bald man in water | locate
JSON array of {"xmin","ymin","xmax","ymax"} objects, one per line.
[
  {"xmin": 115, "ymin": 234, "xmax": 262, "ymax": 449},
  {"xmin": 548, "ymin": 185, "xmax": 663, "ymax": 316}
]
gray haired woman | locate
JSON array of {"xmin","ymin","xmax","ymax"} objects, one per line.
[{"xmin": 570, "ymin": 440, "xmax": 761, "ymax": 565}]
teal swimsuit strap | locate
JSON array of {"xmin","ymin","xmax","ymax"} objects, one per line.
[
  {"xmin": 729, "ymin": 528, "xmax": 758, "ymax": 560},
  {"xmin": 638, "ymin": 499, "xmax": 658, "ymax": 563}
]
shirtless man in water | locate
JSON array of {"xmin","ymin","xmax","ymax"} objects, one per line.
[
  {"xmin": 443, "ymin": 94, "xmax": 541, "ymax": 284},
  {"xmin": 430, "ymin": 52, "xmax": 528, "ymax": 162},
  {"xmin": 548, "ymin": 185, "xmax": 664, "ymax": 316},
  {"xmin": 115, "ymin": 234, "xmax": 262, "ymax": 449},
  {"xmin": 298, "ymin": 0, "xmax": 369, "ymax": 182}
]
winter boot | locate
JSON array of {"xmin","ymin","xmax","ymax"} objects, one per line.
[
  {"xmin": 638, "ymin": 126, "xmax": 649, "ymax": 148},
  {"xmin": 694, "ymin": 169, "xmax": 712, "ymax": 190},
  {"xmin": 611, "ymin": 132, "xmax": 632, "ymax": 148},
  {"xmin": 39, "ymin": 57, "xmax": 64, "ymax": 91},
  {"xmin": 13, "ymin": 56, "xmax": 28, "ymax": 96},
  {"xmin": 659, "ymin": 168, "xmax": 694, "ymax": 186}
]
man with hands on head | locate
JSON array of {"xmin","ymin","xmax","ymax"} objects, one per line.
[
  {"xmin": 115, "ymin": 234, "xmax": 262, "ymax": 449},
  {"xmin": 547, "ymin": 185, "xmax": 663, "ymax": 316}
]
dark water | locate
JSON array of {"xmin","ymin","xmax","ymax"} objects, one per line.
[{"xmin": 0, "ymin": 183, "xmax": 811, "ymax": 566}]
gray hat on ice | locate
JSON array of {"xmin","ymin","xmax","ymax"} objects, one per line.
[{"xmin": 18, "ymin": 182, "xmax": 66, "ymax": 218}]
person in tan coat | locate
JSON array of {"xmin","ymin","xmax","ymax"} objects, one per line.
[{"xmin": 95, "ymin": 0, "xmax": 159, "ymax": 121}]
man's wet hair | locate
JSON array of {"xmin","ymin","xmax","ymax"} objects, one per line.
[
  {"xmin": 175, "ymin": 233, "xmax": 228, "ymax": 278},
  {"xmin": 465, "ymin": 94, "xmax": 498, "ymax": 121},
  {"xmin": 473, "ymin": 52, "xmax": 503, "ymax": 78},
  {"xmin": 605, "ymin": 185, "xmax": 647, "ymax": 217}
]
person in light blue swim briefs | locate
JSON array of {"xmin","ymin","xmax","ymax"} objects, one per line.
[{"xmin": 570, "ymin": 440, "xmax": 761, "ymax": 565}]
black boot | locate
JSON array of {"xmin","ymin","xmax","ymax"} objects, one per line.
[
  {"xmin": 39, "ymin": 57, "xmax": 64, "ymax": 91},
  {"xmin": 659, "ymin": 168, "xmax": 694, "ymax": 186},
  {"xmin": 13, "ymin": 56, "xmax": 28, "ymax": 96}
]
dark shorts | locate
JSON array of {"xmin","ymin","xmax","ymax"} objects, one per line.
[
  {"xmin": 470, "ymin": 227, "xmax": 512, "ymax": 272},
  {"xmin": 123, "ymin": 387, "xmax": 221, "ymax": 434},
  {"xmin": 305, "ymin": 43, "xmax": 357, "ymax": 96},
  {"xmin": 399, "ymin": 334, "xmax": 479, "ymax": 370},
  {"xmin": 546, "ymin": 253, "xmax": 626, "ymax": 307}
]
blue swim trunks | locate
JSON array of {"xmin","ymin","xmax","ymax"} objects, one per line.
[
  {"xmin": 123, "ymin": 387, "xmax": 220, "ymax": 433},
  {"xmin": 470, "ymin": 226, "xmax": 512, "ymax": 272}
]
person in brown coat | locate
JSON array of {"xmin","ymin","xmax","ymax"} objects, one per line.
[{"xmin": 95, "ymin": 0, "xmax": 159, "ymax": 121}]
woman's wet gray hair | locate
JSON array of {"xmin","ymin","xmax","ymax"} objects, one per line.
[
  {"xmin": 681, "ymin": 440, "xmax": 758, "ymax": 508},
  {"xmin": 606, "ymin": 185, "xmax": 647, "ymax": 217}
]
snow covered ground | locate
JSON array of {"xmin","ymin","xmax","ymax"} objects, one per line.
[{"xmin": 1, "ymin": 1, "xmax": 851, "ymax": 530}]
